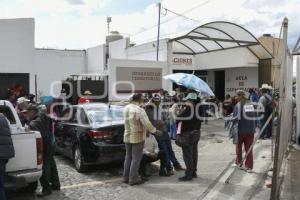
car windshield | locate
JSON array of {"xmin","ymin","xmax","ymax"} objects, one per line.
[{"xmin": 86, "ymin": 106, "xmax": 124, "ymax": 123}]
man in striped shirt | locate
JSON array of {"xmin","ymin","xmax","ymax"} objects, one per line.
[{"xmin": 123, "ymin": 93, "xmax": 160, "ymax": 186}]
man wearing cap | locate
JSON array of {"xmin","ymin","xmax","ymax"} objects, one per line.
[
  {"xmin": 233, "ymin": 90, "xmax": 256, "ymax": 172},
  {"xmin": 176, "ymin": 92, "xmax": 202, "ymax": 181},
  {"xmin": 258, "ymin": 84, "xmax": 273, "ymax": 139},
  {"xmin": 22, "ymin": 104, "xmax": 60, "ymax": 197},
  {"xmin": 123, "ymin": 93, "xmax": 161, "ymax": 186},
  {"xmin": 15, "ymin": 97, "xmax": 30, "ymax": 126}
]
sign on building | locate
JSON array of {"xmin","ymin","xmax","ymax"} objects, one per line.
[
  {"xmin": 116, "ymin": 67, "xmax": 162, "ymax": 93},
  {"xmin": 225, "ymin": 68, "xmax": 258, "ymax": 96}
]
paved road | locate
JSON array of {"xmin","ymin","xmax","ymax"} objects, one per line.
[{"xmin": 7, "ymin": 120, "xmax": 271, "ymax": 200}]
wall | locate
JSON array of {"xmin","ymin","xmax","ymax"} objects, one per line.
[
  {"xmin": 0, "ymin": 18, "xmax": 35, "ymax": 93},
  {"xmin": 108, "ymin": 58, "xmax": 167, "ymax": 101},
  {"xmin": 109, "ymin": 38, "xmax": 129, "ymax": 59},
  {"xmin": 109, "ymin": 38, "xmax": 168, "ymax": 62},
  {"xmin": 258, "ymin": 35, "xmax": 282, "ymax": 89},
  {"xmin": 126, "ymin": 39, "xmax": 168, "ymax": 61},
  {"xmin": 86, "ymin": 44, "xmax": 106, "ymax": 74},
  {"xmin": 225, "ymin": 67, "xmax": 258, "ymax": 97},
  {"xmin": 194, "ymin": 48, "xmax": 258, "ymax": 70},
  {"xmin": 34, "ymin": 49, "xmax": 86, "ymax": 97}
]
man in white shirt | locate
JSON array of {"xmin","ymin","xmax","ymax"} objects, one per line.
[{"xmin": 139, "ymin": 132, "xmax": 166, "ymax": 178}]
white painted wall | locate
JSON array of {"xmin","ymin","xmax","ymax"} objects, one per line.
[
  {"xmin": 109, "ymin": 38, "xmax": 129, "ymax": 59},
  {"xmin": 0, "ymin": 18, "xmax": 35, "ymax": 93},
  {"xmin": 126, "ymin": 39, "xmax": 168, "ymax": 61},
  {"xmin": 194, "ymin": 48, "xmax": 258, "ymax": 70},
  {"xmin": 86, "ymin": 44, "xmax": 106, "ymax": 74},
  {"xmin": 34, "ymin": 49, "xmax": 86, "ymax": 97},
  {"xmin": 108, "ymin": 58, "xmax": 168, "ymax": 101},
  {"xmin": 225, "ymin": 67, "xmax": 258, "ymax": 97}
]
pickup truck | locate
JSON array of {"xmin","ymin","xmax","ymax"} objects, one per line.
[{"xmin": 0, "ymin": 100, "xmax": 43, "ymax": 192}]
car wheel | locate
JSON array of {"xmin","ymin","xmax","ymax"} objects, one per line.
[
  {"xmin": 74, "ymin": 145, "xmax": 86, "ymax": 172},
  {"xmin": 20, "ymin": 181, "xmax": 38, "ymax": 193}
]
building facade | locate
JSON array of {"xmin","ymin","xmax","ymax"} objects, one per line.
[{"xmin": 0, "ymin": 18, "xmax": 277, "ymax": 102}]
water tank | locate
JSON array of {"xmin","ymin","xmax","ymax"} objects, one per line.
[
  {"xmin": 106, "ymin": 31, "xmax": 123, "ymax": 44},
  {"xmin": 263, "ymin": 33, "xmax": 272, "ymax": 37}
]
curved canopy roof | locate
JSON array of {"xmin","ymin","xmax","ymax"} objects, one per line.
[{"xmin": 169, "ymin": 21, "xmax": 273, "ymax": 59}]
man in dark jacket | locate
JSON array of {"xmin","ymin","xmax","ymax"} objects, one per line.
[
  {"xmin": 22, "ymin": 104, "xmax": 60, "ymax": 197},
  {"xmin": 177, "ymin": 93, "xmax": 202, "ymax": 181},
  {"xmin": 0, "ymin": 113, "xmax": 15, "ymax": 200}
]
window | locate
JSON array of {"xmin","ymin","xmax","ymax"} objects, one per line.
[{"xmin": 0, "ymin": 106, "xmax": 16, "ymax": 124}]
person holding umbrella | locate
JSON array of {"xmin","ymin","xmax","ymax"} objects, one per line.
[{"xmin": 176, "ymin": 92, "xmax": 202, "ymax": 181}]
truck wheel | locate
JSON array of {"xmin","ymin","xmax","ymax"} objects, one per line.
[
  {"xmin": 20, "ymin": 181, "xmax": 38, "ymax": 193},
  {"xmin": 74, "ymin": 145, "xmax": 86, "ymax": 172}
]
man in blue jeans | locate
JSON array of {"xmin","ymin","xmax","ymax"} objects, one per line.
[
  {"xmin": 0, "ymin": 113, "xmax": 15, "ymax": 200},
  {"xmin": 145, "ymin": 96, "xmax": 184, "ymax": 175}
]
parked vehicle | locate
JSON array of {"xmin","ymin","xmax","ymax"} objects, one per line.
[
  {"xmin": 55, "ymin": 103, "xmax": 125, "ymax": 172},
  {"xmin": 0, "ymin": 100, "xmax": 43, "ymax": 192}
]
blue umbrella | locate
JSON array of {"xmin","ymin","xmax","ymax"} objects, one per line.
[{"xmin": 163, "ymin": 73, "xmax": 215, "ymax": 96}]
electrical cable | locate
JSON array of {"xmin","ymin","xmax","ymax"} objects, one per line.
[{"xmin": 130, "ymin": 0, "xmax": 211, "ymax": 37}]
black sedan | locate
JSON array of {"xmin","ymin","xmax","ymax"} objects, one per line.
[{"xmin": 55, "ymin": 103, "xmax": 125, "ymax": 172}]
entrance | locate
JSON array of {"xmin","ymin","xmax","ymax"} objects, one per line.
[
  {"xmin": 0, "ymin": 73, "xmax": 29, "ymax": 99},
  {"xmin": 214, "ymin": 70, "xmax": 225, "ymax": 101}
]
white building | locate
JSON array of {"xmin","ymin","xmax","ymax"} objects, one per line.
[
  {"xmin": 0, "ymin": 18, "xmax": 86, "ymax": 99},
  {"xmin": 107, "ymin": 22, "xmax": 273, "ymax": 101},
  {"xmin": 0, "ymin": 18, "xmax": 273, "ymax": 102}
]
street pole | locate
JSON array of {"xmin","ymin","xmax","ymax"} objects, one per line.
[
  {"xmin": 156, "ymin": 2, "xmax": 161, "ymax": 61},
  {"xmin": 35, "ymin": 74, "xmax": 38, "ymax": 102}
]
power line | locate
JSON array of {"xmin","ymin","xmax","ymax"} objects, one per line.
[
  {"xmin": 162, "ymin": 7, "xmax": 201, "ymax": 24},
  {"xmin": 133, "ymin": 25, "xmax": 198, "ymax": 45},
  {"xmin": 130, "ymin": 0, "xmax": 210, "ymax": 37},
  {"xmin": 160, "ymin": 0, "xmax": 210, "ymax": 26}
]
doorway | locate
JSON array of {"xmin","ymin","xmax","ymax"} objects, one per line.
[{"xmin": 214, "ymin": 70, "xmax": 225, "ymax": 101}]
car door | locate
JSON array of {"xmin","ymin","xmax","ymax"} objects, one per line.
[
  {"xmin": 61, "ymin": 107, "xmax": 79, "ymax": 159},
  {"xmin": 76, "ymin": 108, "xmax": 92, "ymax": 160}
]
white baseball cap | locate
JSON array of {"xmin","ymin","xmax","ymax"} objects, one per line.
[{"xmin": 17, "ymin": 97, "xmax": 30, "ymax": 104}]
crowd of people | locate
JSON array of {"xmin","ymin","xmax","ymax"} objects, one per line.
[
  {"xmin": 1, "ymin": 94, "xmax": 61, "ymax": 199},
  {"xmin": 123, "ymin": 88, "xmax": 206, "ymax": 185},
  {"xmin": 0, "ymin": 83, "xmax": 278, "ymax": 198}
]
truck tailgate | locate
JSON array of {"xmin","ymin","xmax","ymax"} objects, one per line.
[{"xmin": 6, "ymin": 132, "xmax": 37, "ymax": 172}]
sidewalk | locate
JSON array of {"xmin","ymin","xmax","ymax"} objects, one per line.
[
  {"xmin": 280, "ymin": 147, "xmax": 300, "ymax": 200},
  {"xmin": 117, "ymin": 120, "xmax": 273, "ymax": 200}
]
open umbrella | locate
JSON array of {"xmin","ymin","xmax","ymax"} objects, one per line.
[{"xmin": 163, "ymin": 73, "xmax": 214, "ymax": 96}]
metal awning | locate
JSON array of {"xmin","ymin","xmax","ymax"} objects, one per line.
[{"xmin": 169, "ymin": 21, "xmax": 273, "ymax": 59}]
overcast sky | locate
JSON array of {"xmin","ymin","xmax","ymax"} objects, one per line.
[{"xmin": 0, "ymin": 0, "xmax": 299, "ymax": 49}]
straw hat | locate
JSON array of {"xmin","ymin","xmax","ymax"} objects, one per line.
[{"xmin": 261, "ymin": 84, "xmax": 273, "ymax": 90}]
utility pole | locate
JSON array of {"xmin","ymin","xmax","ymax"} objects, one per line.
[
  {"xmin": 156, "ymin": 3, "xmax": 161, "ymax": 61},
  {"xmin": 107, "ymin": 16, "xmax": 112, "ymax": 35}
]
